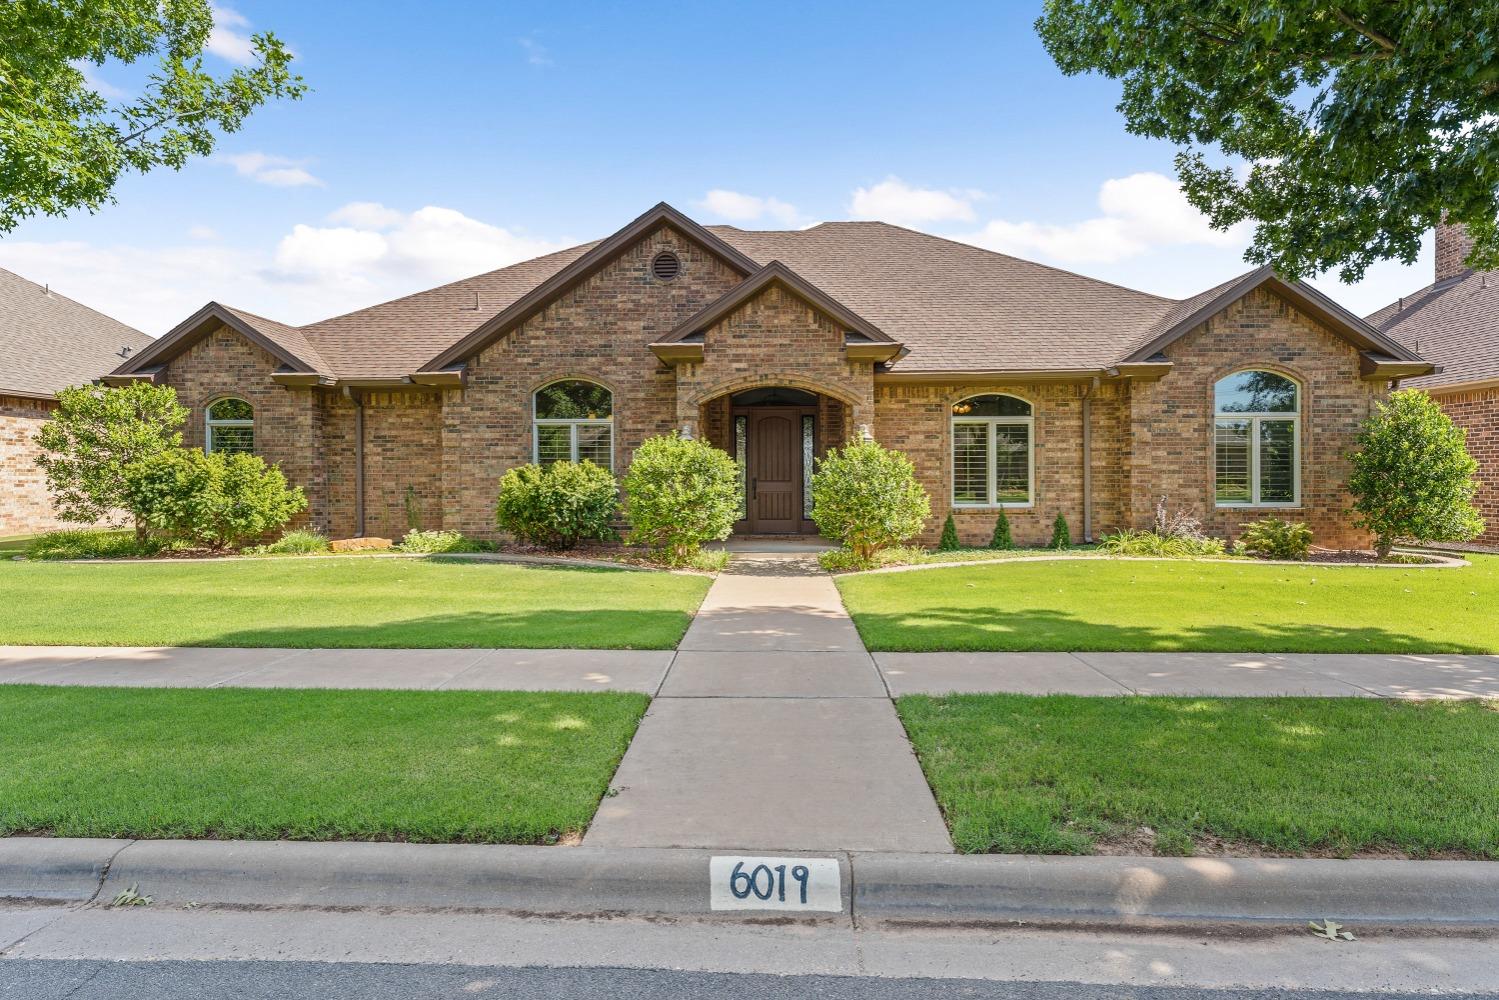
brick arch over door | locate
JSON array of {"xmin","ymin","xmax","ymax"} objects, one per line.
[{"xmin": 682, "ymin": 372, "xmax": 866, "ymax": 433}]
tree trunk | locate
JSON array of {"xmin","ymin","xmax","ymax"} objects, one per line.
[
  {"xmin": 134, "ymin": 514, "xmax": 149, "ymax": 544},
  {"xmin": 1375, "ymin": 535, "xmax": 1393, "ymax": 560}
]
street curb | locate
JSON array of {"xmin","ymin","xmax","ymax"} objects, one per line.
[
  {"xmin": 3, "ymin": 838, "xmax": 1497, "ymax": 927},
  {"xmin": 852, "ymin": 853, "xmax": 1499, "ymax": 926}
]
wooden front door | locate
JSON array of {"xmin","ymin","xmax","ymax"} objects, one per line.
[{"xmin": 747, "ymin": 408, "xmax": 801, "ymax": 533}]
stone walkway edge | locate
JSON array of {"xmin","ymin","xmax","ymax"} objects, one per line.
[{"xmin": 3, "ymin": 646, "xmax": 1496, "ymax": 699}]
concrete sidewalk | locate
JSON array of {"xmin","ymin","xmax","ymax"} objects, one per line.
[
  {"xmin": 0, "ymin": 645, "xmax": 671, "ymax": 693},
  {"xmin": 876, "ymin": 651, "xmax": 1499, "ymax": 699},
  {"xmin": 586, "ymin": 553, "xmax": 953, "ymax": 853}
]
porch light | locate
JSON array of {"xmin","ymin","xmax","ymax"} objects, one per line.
[
  {"xmin": 681, "ymin": 422, "xmax": 695, "ymax": 440},
  {"xmin": 859, "ymin": 423, "xmax": 873, "ymax": 442}
]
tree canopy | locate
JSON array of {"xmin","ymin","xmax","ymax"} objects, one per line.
[
  {"xmin": 0, "ymin": 0, "xmax": 305, "ymax": 232},
  {"xmin": 1037, "ymin": 2, "xmax": 1499, "ymax": 281}
]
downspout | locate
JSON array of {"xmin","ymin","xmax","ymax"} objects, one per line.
[
  {"xmin": 1081, "ymin": 377, "xmax": 1099, "ymax": 542},
  {"xmin": 344, "ymin": 386, "xmax": 366, "ymax": 537}
]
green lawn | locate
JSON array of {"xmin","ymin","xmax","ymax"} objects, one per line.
[
  {"xmin": 0, "ymin": 685, "xmax": 647, "ymax": 842},
  {"xmin": 838, "ymin": 555, "xmax": 1499, "ymax": 653},
  {"xmin": 898, "ymin": 694, "xmax": 1499, "ymax": 858},
  {"xmin": 0, "ymin": 557, "xmax": 709, "ymax": 648}
]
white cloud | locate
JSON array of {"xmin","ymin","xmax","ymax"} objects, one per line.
[
  {"xmin": 519, "ymin": 37, "xmax": 552, "ymax": 67},
  {"xmin": 958, "ymin": 172, "xmax": 1248, "ymax": 263},
  {"xmin": 696, "ymin": 189, "xmax": 802, "ymax": 227},
  {"xmin": 326, "ymin": 201, "xmax": 406, "ymax": 230},
  {"xmin": 72, "ymin": 61, "xmax": 127, "ymax": 99},
  {"xmin": 0, "ymin": 205, "xmax": 569, "ymax": 337},
  {"xmin": 848, "ymin": 177, "xmax": 982, "ymax": 225},
  {"xmin": 206, "ymin": 5, "xmax": 256, "ymax": 65},
  {"xmin": 218, "ymin": 152, "xmax": 323, "ymax": 188}
]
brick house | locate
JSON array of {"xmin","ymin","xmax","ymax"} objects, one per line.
[
  {"xmin": 1, "ymin": 268, "xmax": 151, "ymax": 535},
  {"xmin": 1369, "ymin": 222, "xmax": 1499, "ymax": 547},
  {"xmin": 104, "ymin": 203, "xmax": 1430, "ymax": 548}
]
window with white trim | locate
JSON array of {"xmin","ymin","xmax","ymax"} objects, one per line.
[
  {"xmin": 951, "ymin": 394, "xmax": 1033, "ymax": 507},
  {"xmin": 205, "ymin": 397, "xmax": 254, "ymax": 454},
  {"xmin": 1213, "ymin": 370, "xmax": 1299, "ymax": 506},
  {"xmin": 533, "ymin": 380, "xmax": 614, "ymax": 471}
]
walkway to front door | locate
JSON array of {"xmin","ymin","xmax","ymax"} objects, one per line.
[{"xmin": 583, "ymin": 550, "xmax": 953, "ymax": 853}]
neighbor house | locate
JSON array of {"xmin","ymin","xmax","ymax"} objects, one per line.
[
  {"xmin": 1368, "ymin": 222, "xmax": 1499, "ymax": 548},
  {"xmin": 1, "ymin": 268, "xmax": 152, "ymax": 536},
  {"xmin": 103, "ymin": 202, "xmax": 1431, "ymax": 548}
]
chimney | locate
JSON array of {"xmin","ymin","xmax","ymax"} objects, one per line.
[{"xmin": 1435, "ymin": 218, "xmax": 1476, "ymax": 283}]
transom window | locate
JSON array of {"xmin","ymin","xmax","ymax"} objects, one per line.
[
  {"xmin": 205, "ymin": 397, "xmax": 254, "ymax": 454},
  {"xmin": 1213, "ymin": 370, "xmax": 1299, "ymax": 507},
  {"xmin": 951, "ymin": 394, "xmax": 1034, "ymax": 507},
  {"xmin": 533, "ymin": 379, "xmax": 614, "ymax": 471}
]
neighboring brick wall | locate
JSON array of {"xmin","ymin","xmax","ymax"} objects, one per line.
[
  {"xmin": 872, "ymin": 381, "xmax": 1129, "ymax": 547},
  {"xmin": 0, "ymin": 395, "xmax": 66, "ymax": 535},
  {"xmin": 1128, "ymin": 287, "xmax": 1383, "ymax": 549},
  {"xmin": 441, "ymin": 224, "xmax": 746, "ymax": 538},
  {"xmin": 361, "ymin": 390, "xmax": 444, "ymax": 540},
  {"xmin": 1431, "ymin": 386, "xmax": 1499, "ymax": 546}
]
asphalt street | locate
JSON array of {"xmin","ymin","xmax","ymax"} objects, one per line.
[{"xmin": 2, "ymin": 960, "xmax": 1487, "ymax": 1000}]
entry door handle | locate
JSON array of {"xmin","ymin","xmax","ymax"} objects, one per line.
[{"xmin": 751, "ymin": 477, "xmax": 757, "ymax": 499}]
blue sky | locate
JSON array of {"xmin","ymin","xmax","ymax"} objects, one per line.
[{"xmin": 2, "ymin": 0, "xmax": 1429, "ymax": 336}]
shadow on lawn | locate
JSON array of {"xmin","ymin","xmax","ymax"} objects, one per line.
[
  {"xmin": 853, "ymin": 606, "xmax": 1486, "ymax": 653},
  {"xmin": 178, "ymin": 610, "xmax": 695, "ymax": 650}
]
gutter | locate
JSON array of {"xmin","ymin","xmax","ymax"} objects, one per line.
[
  {"xmin": 344, "ymin": 387, "xmax": 365, "ymax": 537},
  {"xmin": 1080, "ymin": 377, "xmax": 1098, "ymax": 542}
]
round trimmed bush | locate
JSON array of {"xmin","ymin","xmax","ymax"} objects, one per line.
[
  {"xmin": 496, "ymin": 460, "xmax": 618, "ymax": 550},
  {"xmin": 621, "ymin": 433, "xmax": 741, "ymax": 564},
  {"xmin": 810, "ymin": 439, "xmax": 930, "ymax": 564}
]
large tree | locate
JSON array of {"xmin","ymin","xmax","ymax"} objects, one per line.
[
  {"xmin": 0, "ymin": 0, "xmax": 305, "ymax": 232},
  {"xmin": 1036, "ymin": 2, "xmax": 1499, "ymax": 281}
]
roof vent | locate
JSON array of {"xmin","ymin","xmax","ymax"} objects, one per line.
[{"xmin": 651, "ymin": 250, "xmax": 681, "ymax": 282}]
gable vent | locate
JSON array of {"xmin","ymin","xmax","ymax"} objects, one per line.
[{"xmin": 651, "ymin": 250, "xmax": 681, "ymax": 282}]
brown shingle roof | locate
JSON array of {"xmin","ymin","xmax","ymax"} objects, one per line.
[
  {"xmin": 1367, "ymin": 270, "xmax": 1499, "ymax": 390},
  {"xmin": 115, "ymin": 206, "xmax": 1425, "ymax": 383},
  {"xmin": 0, "ymin": 267, "xmax": 151, "ymax": 398}
]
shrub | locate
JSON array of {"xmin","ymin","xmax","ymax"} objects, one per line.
[
  {"xmin": 27, "ymin": 529, "xmax": 163, "ymax": 560},
  {"xmin": 1049, "ymin": 513, "xmax": 1071, "ymax": 549},
  {"xmin": 811, "ymin": 439, "xmax": 931, "ymax": 564},
  {"xmin": 989, "ymin": 510, "xmax": 1013, "ymax": 550},
  {"xmin": 1097, "ymin": 528, "xmax": 1225, "ymax": 558},
  {"xmin": 123, "ymin": 448, "xmax": 307, "ymax": 550},
  {"xmin": 1349, "ymin": 389, "xmax": 1484, "ymax": 557},
  {"xmin": 937, "ymin": 513, "xmax": 960, "ymax": 551},
  {"xmin": 621, "ymin": 434, "xmax": 740, "ymax": 564},
  {"xmin": 1238, "ymin": 518, "xmax": 1312, "ymax": 560},
  {"xmin": 34, "ymin": 382, "xmax": 187, "ymax": 541},
  {"xmin": 399, "ymin": 529, "xmax": 493, "ymax": 554},
  {"xmin": 256, "ymin": 529, "xmax": 329, "ymax": 555},
  {"xmin": 496, "ymin": 460, "xmax": 619, "ymax": 551}
]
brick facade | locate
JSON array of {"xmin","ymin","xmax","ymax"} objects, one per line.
[
  {"xmin": 142, "ymin": 234, "xmax": 1388, "ymax": 550},
  {"xmin": 1, "ymin": 396, "xmax": 65, "ymax": 535},
  {"xmin": 1431, "ymin": 386, "xmax": 1499, "ymax": 546}
]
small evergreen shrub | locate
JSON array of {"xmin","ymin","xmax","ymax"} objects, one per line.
[
  {"xmin": 621, "ymin": 434, "xmax": 740, "ymax": 565},
  {"xmin": 1049, "ymin": 513, "xmax": 1071, "ymax": 550},
  {"xmin": 27, "ymin": 529, "xmax": 163, "ymax": 560},
  {"xmin": 1349, "ymin": 389, "xmax": 1484, "ymax": 557},
  {"xmin": 1237, "ymin": 518, "xmax": 1313, "ymax": 560},
  {"xmin": 256, "ymin": 529, "xmax": 329, "ymax": 555},
  {"xmin": 399, "ymin": 529, "xmax": 494, "ymax": 554},
  {"xmin": 496, "ymin": 460, "xmax": 619, "ymax": 551},
  {"xmin": 123, "ymin": 448, "xmax": 306, "ymax": 550},
  {"xmin": 937, "ymin": 513, "xmax": 960, "ymax": 551},
  {"xmin": 989, "ymin": 510, "xmax": 1013, "ymax": 550},
  {"xmin": 810, "ymin": 439, "xmax": 931, "ymax": 564}
]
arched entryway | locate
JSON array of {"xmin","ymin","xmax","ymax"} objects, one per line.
[{"xmin": 698, "ymin": 385, "xmax": 853, "ymax": 535}]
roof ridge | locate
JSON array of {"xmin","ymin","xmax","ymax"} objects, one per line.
[{"xmin": 0, "ymin": 266, "xmax": 148, "ymax": 338}]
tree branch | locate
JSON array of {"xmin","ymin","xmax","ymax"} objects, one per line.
[{"xmin": 1332, "ymin": 8, "xmax": 1398, "ymax": 52}]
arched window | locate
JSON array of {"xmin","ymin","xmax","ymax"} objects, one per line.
[
  {"xmin": 533, "ymin": 379, "xmax": 614, "ymax": 471},
  {"xmin": 205, "ymin": 397, "xmax": 254, "ymax": 455},
  {"xmin": 951, "ymin": 394, "xmax": 1033, "ymax": 507},
  {"xmin": 1213, "ymin": 370, "xmax": 1299, "ymax": 506}
]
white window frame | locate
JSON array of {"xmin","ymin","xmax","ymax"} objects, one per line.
[
  {"xmin": 951, "ymin": 396, "xmax": 1035, "ymax": 509},
  {"xmin": 532, "ymin": 381, "xmax": 614, "ymax": 471},
  {"xmin": 1213, "ymin": 372, "xmax": 1301, "ymax": 508},
  {"xmin": 204, "ymin": 398, "xmax": 254, "ymax": 455}
]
